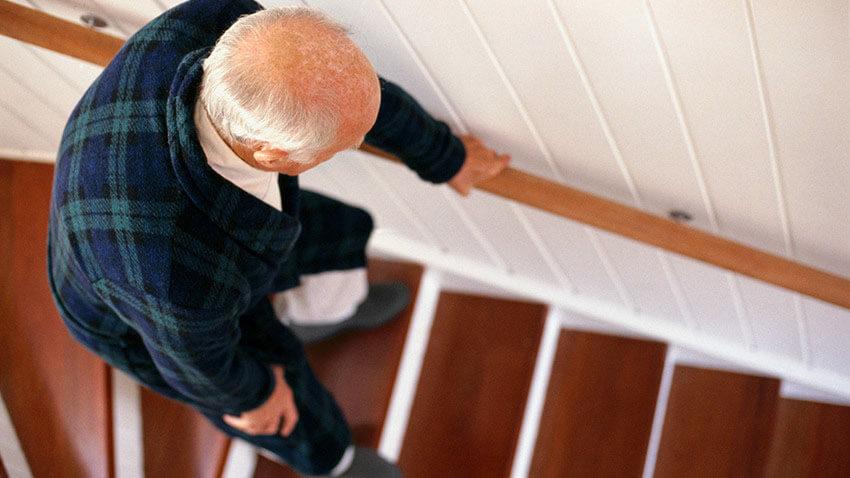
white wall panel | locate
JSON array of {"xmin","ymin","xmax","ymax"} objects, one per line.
[
  {"xmin": 459, "ymin": 190, "xmax": 560, "ymax": 282},
  {"xmin": 737, "ymin": 277, "xmax": 803, "ymax": 360},
  {"xmin": 523, "ymin": 207, "xmax": 624, "ymax": 306},
  {"xmin": 750, "ymin": 0, "xmax": 850, "ymax": 277},
  {"xmin": 463, "ymin": 0, "xmax": 635, "ymax": 205},
  {"xmin": 376, "ymin": 0, "xmax": 555, "ymax": 178},
  {"xmin": 648, "ymin": 0, "xmax": 787, "ymax": 256},
  {"xmin": 667, "ymin": 255, "xmax": 746, "ymax": 344},
  {"xmin": 596, "ymin": 232, "xmax": 682, "ymax": 325},
  {"xmin": 0, "ymin": 38, "xmax": 82, "ymax": 119},
  {"xmin": 804, "ymin": 297, "xmax": 850, "ymax": 374},
  {"xmin": 366, "ymin": 158, "xmax": 500, "ymax": 266},
  {"xmin": 24, "ymin": 44, "xmax": 103, "ymax": 95},
  {"xmin": 550, "ymin": 0, "xmax": 710, "ymax": 227}
]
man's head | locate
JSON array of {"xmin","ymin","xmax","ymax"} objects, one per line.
[{"xmin": 200, "ymin": 8, "xmax": 381, "ymax": 175}]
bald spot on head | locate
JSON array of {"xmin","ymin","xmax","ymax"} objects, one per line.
[{"xmin": 234, "ymin": 16, "xmax": 380, "ymax": 147}]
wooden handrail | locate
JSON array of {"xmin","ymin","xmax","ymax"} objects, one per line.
[{"xmin": 3, "ymin": 0, "xmax": 849, "ymax": 310}]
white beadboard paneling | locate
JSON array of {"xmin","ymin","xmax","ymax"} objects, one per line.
[
  {"xmin": 595, "ymin": 231, "xmax": 682, "ymax": 324},
  {"xmin": 367, "ymin": 157, "xmax": 500, "ymax": 266},
  {"xmin": 460, "ymin": 189, "xmax": 559, "ymax": 282},
  {"xmin": 550, "ymin": 0, "xmax": 711, "ymax": 228},
  {"xmin": 750, "ymin": 0, "xmax": 850, "ymax": 277},
  {"xmin": 804, "ymin": 297, "xmax": 850, "ymax": 374},
  {"xmin": 0, "ymin": 39, "xmax": 80, "ymax": 119},
  {"xmin": 737, "ymin": 276, "xmax": 802, "ymax": 360},
  {"xmin": 0, "ymin": 105, "xmax": 46, "ymax": 151},
  {"xmin": 522, "ymin": 207, "xmax": 624, "ymax": 305},
  {"xmin": 463, "ymin": 0, "xmax": 634, "ymax": 205},
  {"xmin": 667, "ymin": 255, "xmax": 746, "ymax": 344},
  {"xmin": 24, "ymin": 43, "xmax": 103, "ymax": 94},
  {"xmin": 648, "ymin": 0, "xmax": 786, "ymax": 255},
  {"xmin": 377, "ymin": 0, "xmax": 554, "ymax": 178},
  {"xmin": 323, "ymin": 151, "xmax": 438, "ymax": 248}
]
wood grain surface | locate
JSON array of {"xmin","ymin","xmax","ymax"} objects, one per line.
[
  {"xmin": 530, "ymin": 331, "xmax": 666, "ymax": 477},
  {"xmin": 0, "ymin": 161, "xmax": 113, "ymax": 477},
  {"xmin": 654, "ymin": 366, "xmax": 779, "ymax": 477},
  {"xmin": 141, "ymin": 388, "xmax": 230, "ymax": 478},
  {"xmin": 398, "ymin": 293, "xmax": 546, "ymax": 478},
  {"xmin": 765, "ymin": 398, "xmax": 850, "ymax": 477}
]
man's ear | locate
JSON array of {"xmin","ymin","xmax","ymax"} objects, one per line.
[{"xmin": 253, "ymin": 144, "xmax": 289, "ymax": 166}]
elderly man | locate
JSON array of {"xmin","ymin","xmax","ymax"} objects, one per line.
[{"xmin": 47, "ymin": 0, "xmax": 507, "ymax": 476}]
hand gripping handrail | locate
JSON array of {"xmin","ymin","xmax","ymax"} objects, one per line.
[{"xmin": 2, "ymin": 0, "xmax": 848, "ymax": 310}]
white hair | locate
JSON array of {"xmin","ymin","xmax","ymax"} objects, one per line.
[{"xmin": 200, "ymin": 7, "xmax": 351, "ymax": 161}]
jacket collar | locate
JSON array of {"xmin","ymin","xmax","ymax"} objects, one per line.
[{"xmin": 167, "ymin": 48, "xmax": 301, "ymax": 261}]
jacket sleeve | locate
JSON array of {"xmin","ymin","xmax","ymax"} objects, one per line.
[
  {"xmin": 365, "ymin": 77, "xmax": 466, "ymax": 184},
  {"xmin": 94, "ymin": 278, "xmax": 275, "ymax": 415}
]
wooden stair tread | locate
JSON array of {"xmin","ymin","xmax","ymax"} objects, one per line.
[
  {"xmin": 765, "ymin": 398, "xmax": 850, "ymax": 477},
  {"xmin": 0, "ymin": 161, "xmax": 113, "ymax": 477},
  {"xmin": 654, "ymin": 366, "xmax": 779, "ymax": 477},
  {"xmin": 398, "ymin": 292, "xmax": 546, "ymax": 478},
  {"xmin": 531, "ymin": 331, "xmax": 666, "ymax": 477},
  {"xmin": 255, "ymin": 258, "xmax": 422, "ymax": 476},
  {"xmin": 141, "ymin": 388, "xmax": 230, "ymax": 478}
]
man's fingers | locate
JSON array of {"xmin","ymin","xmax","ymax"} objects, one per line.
[
  {"xmin": 223, "ymin": 414, "xmax": 248, "ymax": 431},
  {"xmin": 279, "ymin": 402, "xmax": 299, "ymax": 437}
]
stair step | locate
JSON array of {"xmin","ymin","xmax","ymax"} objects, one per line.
[
  {"xmin": 255, "ymin": 258, "xmax": 422, "ymax": 476},
  {"xmin": 398, "ymin": 293, "xmax": 546, "ymax": 477},
  {"xmin": 765, "ymin": 398, "xmax": 850, "ymax": 476},
  {"xmin": 140, "ymin": 388, "xmax": 230, "ymax": 478},
  {"xmin": 530, "ymin": 331, "xmax": 666, "ymax": 477},
  {"xmin": 654, "ymin": 366, "xmax": 779, "ymax": 477},
  {"xmin": 0, "ymin": 161, "xmax": 113, "ymax": 477}
]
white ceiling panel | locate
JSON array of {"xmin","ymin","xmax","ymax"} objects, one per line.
[
  {"xmin": 804, "ymin": 297, "xmax": 850, "ymax": 374},
  {"xmin": 522, "ymin": 207, "xmax": 625, "ymax": 306},
  {"xmin": 737, "ymin": 276, "xmax": 803, "ymax": 360},
  {"xmin": 596, "ymin": 232, "xmax": 684, "ymax": 325},
  {"xmin": 648, "ymin": 0, "xmax": 788, "ymax": 256},
  {"xmin": 667, "ymin": 255, "xmax": 746, "ymax": 345},
  {"xmin": 463, "ymin": 0, "xmax": 636, "ymax": 205},
  {"xmin": 377, "ymin": 0, "xmax": 556, "ymax": 179},
  {"xmin": 750, "ymin": 0, "xmax": 850, "ymax": 278},
  {"xmin": 367, "ymin": 157, "xmax": 501, "ymax": 267}
]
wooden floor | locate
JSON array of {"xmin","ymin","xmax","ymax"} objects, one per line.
[
  {"xmin": 255, "ymin": 259, "xmax": 422, "ymax": 477},
  {"xmin": 0, "ymin": 161, "xmax": 113, "ymax": 477},
  {"xmin": 531, "ymin": 331, "xmax": 666, "ymax": 477},
  {"xmin": 398, "ymin": 293, "xmax": 546, "ymax": 478},
  {"xmin": 766, "ymin": 398, "xmax": 850, "ymax": 477},
  {"xmin": 654, "ymin": 366, "xmax": 779, "ymax": 477},
  {"xmin": 141, "ymin": 388, "xmax": 230, "ymax": 478}
]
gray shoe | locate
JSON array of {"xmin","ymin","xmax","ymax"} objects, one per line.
[
  {"xmin": 336, "ymin": 447, "xmax": 402, "ymax": 478},
  {"xmin": 287, "ymin": 282, "xmax": 410, "ymax": 344}
]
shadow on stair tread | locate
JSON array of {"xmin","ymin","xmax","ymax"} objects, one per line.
[
  {"xmin": 531, "ymin": 331, "xmax": 666, "ymax": 478},
  {"xmin": 255, "ymin": 258, "xmax": 422, "ymax": 477}
]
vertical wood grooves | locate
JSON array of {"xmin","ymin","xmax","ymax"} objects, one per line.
[
  {"xmin": 545, "ymin": 0, "xmax": 694, "ymax": 324},
  {"xmin": 530, "ymin": 331, "xmax": 666, "ymax": 477},
  {"xmin": 742, "ymin": 0, "xmax": 810, "ymax": 364},
  {"xmin": 399, "ymin": 293, "xmax": 546, "ymax": 477},
  {"xmin": 642, "ymin": 0, "xmax": 753, "ymax": 343},
  {"xmin": 371, "ymin": 0, "xmax": 513, "ymax": 273}
]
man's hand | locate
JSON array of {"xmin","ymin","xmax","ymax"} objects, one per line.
[
  {"xmin": 448, "ymin": 135, "xmax": 511, "ymax": 196},
  {"xmin": 223, "ymin": 365, "xmax": 299, "ymax": 437}
]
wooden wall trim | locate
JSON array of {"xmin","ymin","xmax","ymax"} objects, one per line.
[{"xmin": 2, "ymin": 0, "xmax": 849, "ymax": 311}]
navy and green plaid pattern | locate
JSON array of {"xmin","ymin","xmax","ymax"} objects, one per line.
[{"xmin": 47, "ymin": 0, "xmax": 464, "ymax": 472}]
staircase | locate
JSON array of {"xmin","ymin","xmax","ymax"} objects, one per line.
[{"xmin": 3, "ymin": 159, "xmax": 850, "ymax": 477}]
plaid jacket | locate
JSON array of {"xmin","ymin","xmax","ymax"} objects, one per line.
[{"xmin": 47, "ymin": 0, "xmax": 464, "ymax": 415}]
